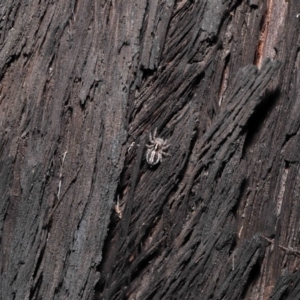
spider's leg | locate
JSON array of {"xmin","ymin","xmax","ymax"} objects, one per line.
[
  {"xmin": 162, "ymin": 144, "xmax": 170, "ymax": 151},
  {"xmin": 153, "ymin": 128, "xmax": 157, "ymax": 139},
  {"xmin": 149, "ymin": 132, "xmax": 154, "ymax": 143},
  {"xmin": 146, "ymin": 144, "xmax": 153, "ymax": 148},
  {"xmin": 162, "ymin": 151, "xmax": 171, "ymax": 157}
]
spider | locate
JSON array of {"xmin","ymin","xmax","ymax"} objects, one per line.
[{"xmin": 146, "ymin": 128, "xmax": 170, "ymax": 166}]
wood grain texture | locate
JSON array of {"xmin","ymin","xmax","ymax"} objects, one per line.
[{"xmin": 0, "ymin": 1, "xmax": 300, "ymax": 299}]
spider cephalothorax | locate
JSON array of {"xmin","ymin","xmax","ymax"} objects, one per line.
[{"xmin": 146, "ymin": 128, "xmax": 170, "ymax": 166}]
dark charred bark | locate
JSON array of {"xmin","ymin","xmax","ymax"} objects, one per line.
[{"xmin": 0, "ymin": 1, "xmax": 300, "ymax": 300}]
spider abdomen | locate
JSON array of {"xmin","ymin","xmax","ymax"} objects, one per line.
[{"xmin": 146, "ymin": 148, "xmax": 161, "ymax": 166}]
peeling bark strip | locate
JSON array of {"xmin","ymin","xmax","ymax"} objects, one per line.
[{"xmin": 1, "ymin": 0, "xmax": 300, "ymax": 300}]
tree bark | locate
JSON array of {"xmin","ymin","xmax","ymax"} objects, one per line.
[{"xmin": 0, "ymin": 1, "xmax": 299, "ymax": 299}]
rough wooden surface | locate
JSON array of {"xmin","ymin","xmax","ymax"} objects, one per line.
[{"xmin": 1, "ymin": 1, "xmax": 300, "ymax": 299}]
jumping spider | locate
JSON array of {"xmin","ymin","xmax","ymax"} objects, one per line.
[{"xmin": 146, "ymin": 128, "xmax": 170, "ymax": 166}]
